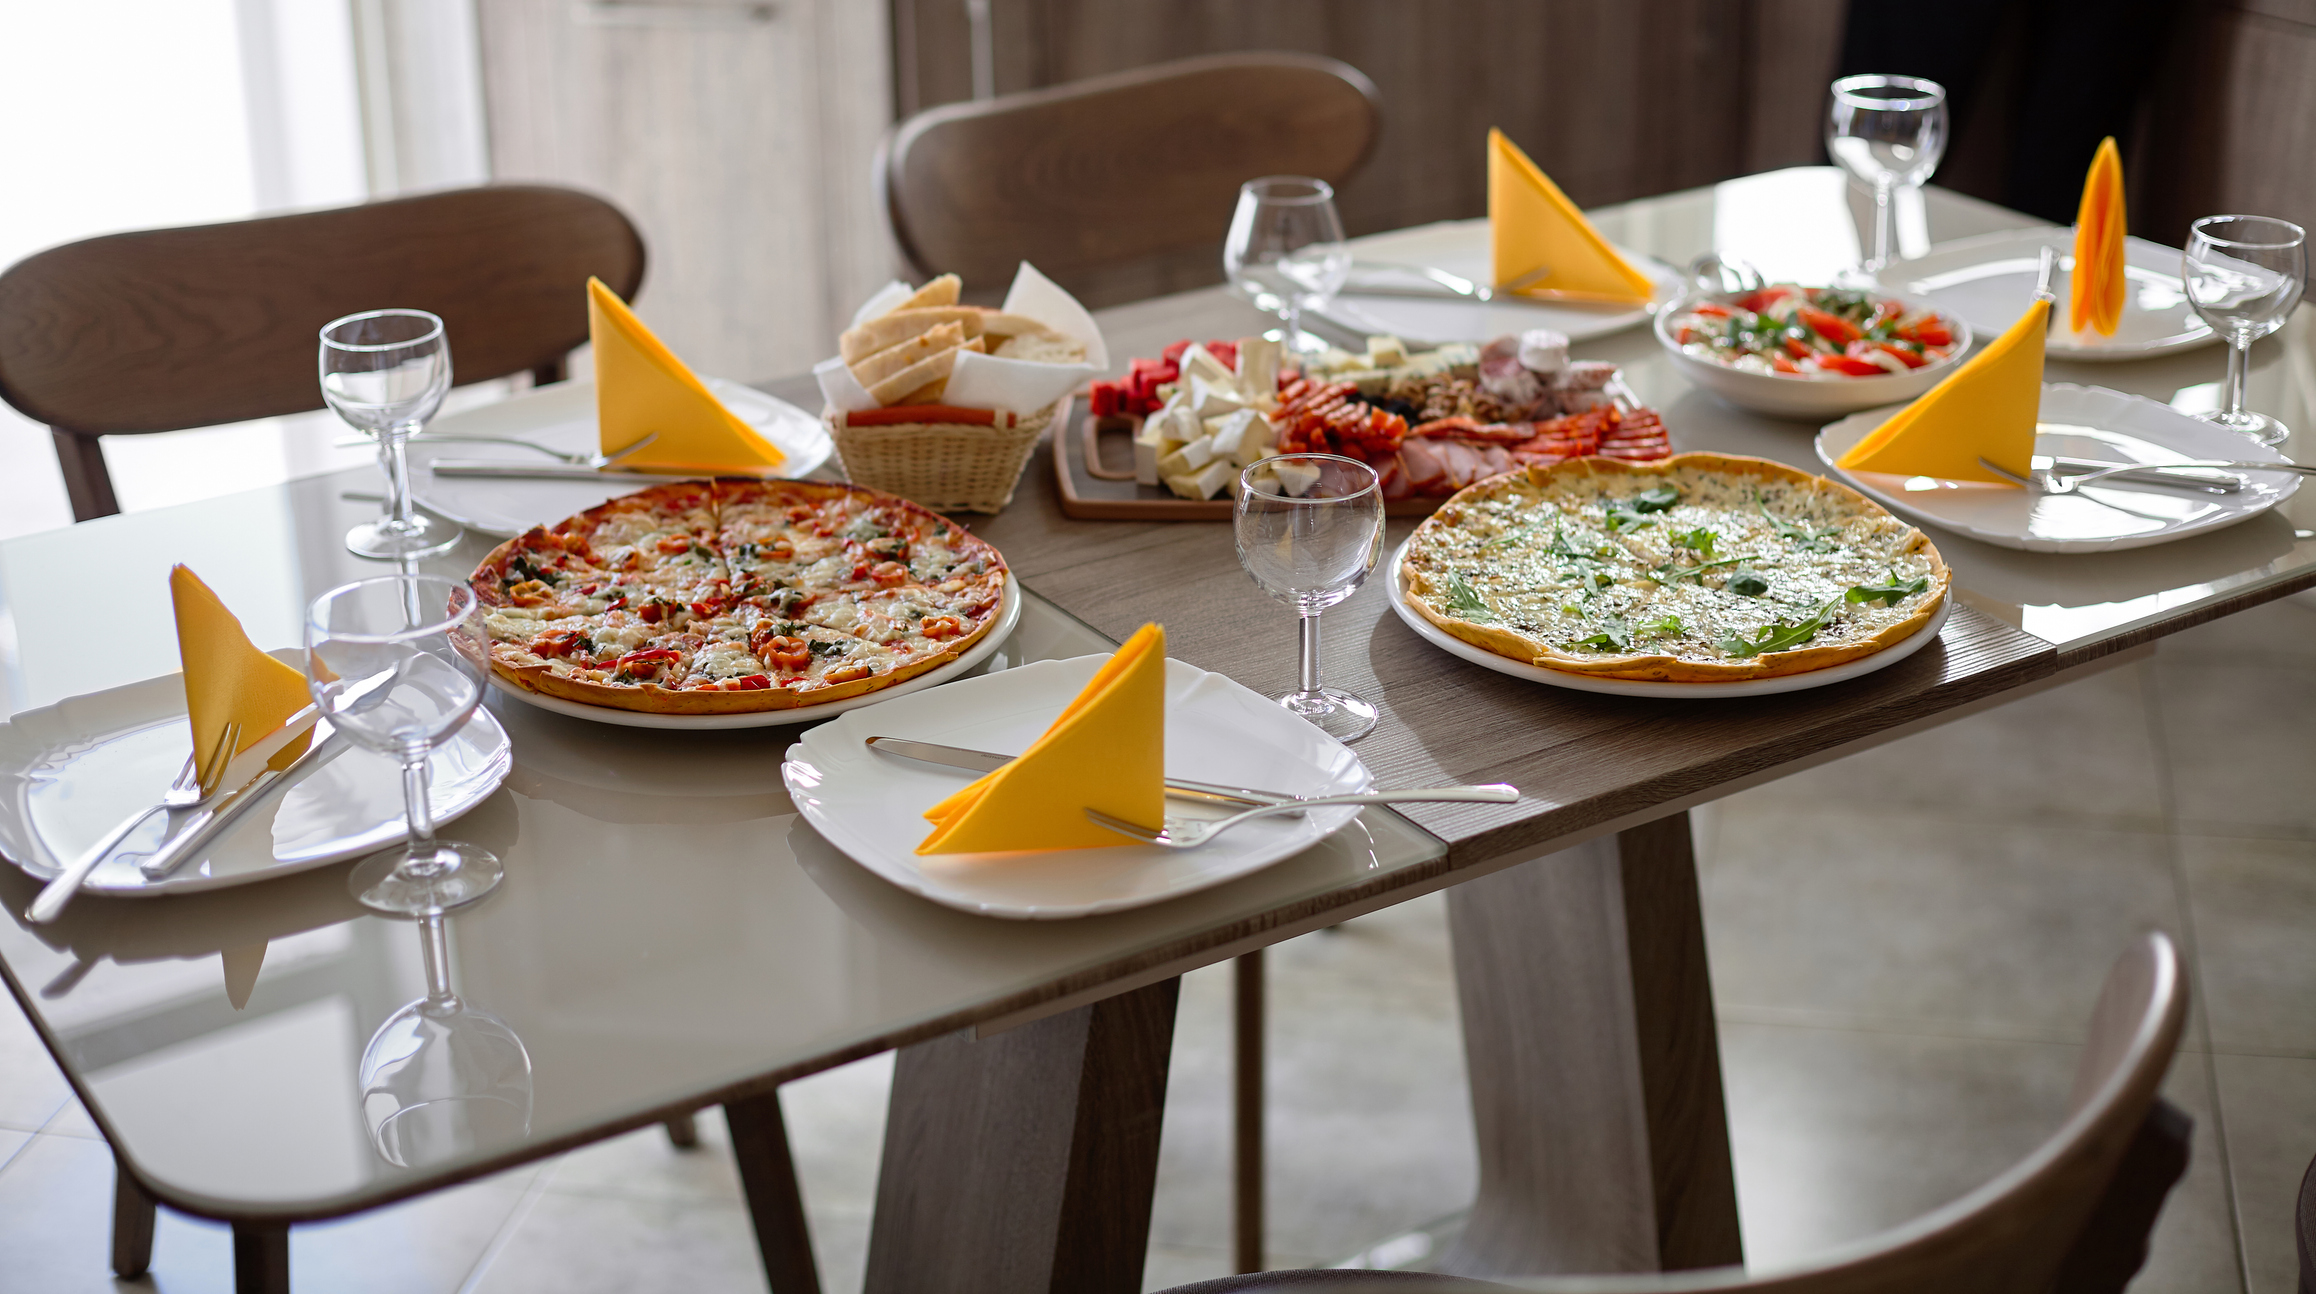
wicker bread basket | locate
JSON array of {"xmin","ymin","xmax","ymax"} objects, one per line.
[{"xmin": 827, "ymin": 396, "xmax": 1064, "ymax": 514}]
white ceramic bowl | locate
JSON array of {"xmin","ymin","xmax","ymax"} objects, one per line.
[{"xmin": 1655, "ymin": 289, "xmax": 1972, "ymax": 420}]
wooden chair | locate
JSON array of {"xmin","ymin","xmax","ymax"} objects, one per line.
[
  {"xmin": 876, "ymin": 52, "xmax": 1382, "ymax": 309},
  {"xmin": 0, "ymin": 184, "xmax": 645, "ymax": 522},
  {"xmin": 1157, "ymin": 931, "xmax": 2192, "ymax": 1294}
]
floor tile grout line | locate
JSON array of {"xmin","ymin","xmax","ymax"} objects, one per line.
[
  {"xmin": 2138, "ymin": 655, "xmax": 2253, "ymax": 1294},
  {"xmin": 455, "ymin": 1156, "xmax": 566, "ymax": 1294}
]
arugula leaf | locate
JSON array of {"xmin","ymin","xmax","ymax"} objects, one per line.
[
  {"xmin": 1443, "ymin": 573, "xmax": 1493, "ymax": 619},
  {"xmin": 807, "ymin": 638, "xmax": 851, "ymax": 658},
  {"xmin": 1636, "ymin": 613, "xmax": 1683, "ymax": 639},
  {"xmin": 1603, "ymin": 505, "xmax": 1657, "ymax": 534},
  {"xmin": 1573, "ymin": 617, "xmax": 1632, "ymax": 652},
  {"xmin": 1629, "ymin": 485, "xmax": 1680, "ymax": 513},
  {"xmin": 1727, "ymin": 567, "xmax": 1770, "ymax": 597},
  {"xmin": 1847, "ymin": 568, "xmax": 1930, "ymax": 608},
  {"xmin": 1717, "ymin": 599, "xmax": 1841, "ymax": 658},
  {"xmin": 1671, "ymin": 527, "xmax": 1719, "ymax": 559},
  {"xmin": 1652, "ymin": 554, "xmax": 1754, "ymax": 584},
  {"xmin": 1545, "ymin": 524, "xmax": 1584, "ymax": 559},
  {"xmin": 1755, "ymin": 493, "xmax": 1841, "ymax": 553}
]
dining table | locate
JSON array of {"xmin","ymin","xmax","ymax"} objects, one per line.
[{"xmin": 2, "ymin": 166, "xmax": 2311, "ymax": 1294}]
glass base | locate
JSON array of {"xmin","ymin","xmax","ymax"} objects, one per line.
[
  {"xmin": 2199, "ymin": 408, "xmax": 2290, "ymax": 448},
  {"xmin": 1277, "ymin": 687, "xmax": 1379, "ymax": 742},
  {"xmin": 350, "ymin": 842, "xmax": 503, "ymax": 915},
  {"xmin": 1263, "ymin": 325, "xmax": 1336, "ymax": 358},
  {"xmin": 347, "ymin": 514, "xmax": 462, "ymax": 560}
]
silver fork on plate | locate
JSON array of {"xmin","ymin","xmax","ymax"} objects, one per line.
[
  {"xmin": 339, "ymin": 430, "xmax": 659, "ymax": 470},
  {"xmin": 1085, "ymin": 783, "xmax": 1518, "ymax": 850},
  {"xmin": 1978, "ymin": 455, "xmax": 2313, "ymax": 496},
  {"xmin": 1341, "ymin": 263, "xmax": 1553, "ymax": 303},
  {"xmin": 26, "ymin": 723, "xmax": 237, "ymax": 923}
]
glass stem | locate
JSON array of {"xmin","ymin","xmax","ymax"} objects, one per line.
[
  {"xmin": 382, "ymin": 423, "xmax": 419, "ymax": 534},
  {"xmin": 2225, "ymin": 335, "xmax": 2252, "ymax": 420},
  {"xmin": 417, "ymin": 911, "xmax": 457, "ymax": 1008},
  {"xmin": 401, "ymin": 749, "xmax": 441, "ymax": 869},
  {"xmin": 1871, "ymin": 180, "xmax": 1895, "ymax": 270},
  {"xmin": 1297, "ymin": 611, "xmax": 1322, "ymax": 696}
]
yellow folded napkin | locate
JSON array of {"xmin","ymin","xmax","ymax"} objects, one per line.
[
  {"xmin": 2070, "ymin": 136, "xmax": 2127, "ymax": 336},
  {"xmin": 1837, "ymin": 299, "xmax": 2049, "ymax": 485},
  {"xmin": 587, "ymin": 277, "xmax": 787, "ymax": 474},
  {"xmin": 917, "ymin": 623, "xmax": 1167, "ymax": 854},
  {"xmin": 171, "ymin": 565, "xmax": 314, "ymax": 792},
  {"xmin": 1488, "ymin": 128, "xmax": 1655, "ymax": 304}
]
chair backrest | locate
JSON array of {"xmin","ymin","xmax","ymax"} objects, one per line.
[
  {"xmin": 877, "ymin": 52, "xmax": 1381, "ymax": 308},
  {"xmin": 0, "ymin": 184, "xmax": 644, "ymax": 436},
  {"xmin": 1203, "ymin": 933, "xmax": 2190, "ymax": 1294}
]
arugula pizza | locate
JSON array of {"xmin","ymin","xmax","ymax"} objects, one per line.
[
  {"xmin": 1401, "ymin": 453, "xmax": 1947, "ymax": 681},
  {"xmin": 473, "ymin": 480, "xmax": 1008, "ymax": 714}
]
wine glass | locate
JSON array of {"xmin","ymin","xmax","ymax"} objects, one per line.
[
  {"xmin": 1825, "ymin": 75, "xmax": 1947, "ymax": 276},
  {"xmin": 306, "ymin": 574, "xmax": 501, "ymax": 915},
  {"xmin": 359, "ymin": 910, "xmax": 532, "ymax": 1168},
  {"xmin": 321, "ymin": 309, "xmax": 459, "ymax": 560},
  {"xmin": 1224, "ymin": 176, "xmax": 1351, "ymax": 358},
  {"xmin": 2183, "ymin": 215, "xmax": 2307, "ymax": 446},
  {"xmin": 1234, "ymin": 454, "xmax": 1385, "ymax": 741}
]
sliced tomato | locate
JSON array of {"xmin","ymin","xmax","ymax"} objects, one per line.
[
  {"xmin": 1735, "ymin": 285, "xmax": 1795, "ymax": 313},
  {"xmin": 1817, "ymin": 354, "xmax": 1886, "ymax": 377},
  {"xmin": 1691, "ymin": 302, "xmax": 1733, "ymax": 318},
  {"xmin": 1676, "ymin": 325, "xmax": 1697, "ymax": 345},
  {"xmin": 1770, "ymin": 353, "xmax": 1801, "ymax": 375},
  {"xmin": 1797, "ymin": 305, "xmax": 1862, "ymax": 345},
  {"xmin": 1874, "ymin": 341, "xmax": 1928, "ymax": 369},
  {"xmin": 1907, "ymin": 321, "xmax": 1954, "ymax": 347},
  {"xmin": 1782, "ymin": 335, "xmax": 1814, "ymax": 360}
]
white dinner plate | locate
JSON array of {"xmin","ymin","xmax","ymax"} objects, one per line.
[
  {"xmin": 1816, "ymin": 384, "xmax": 2302, "ymax": 553},
  {"xmin": 409, "ymin": 378, "xmax": 833, "ymax": 536},
  {"xmin": 1384, "ymin": 540, "xmax": 1950, "ymax": 699},
  {"xmin": 1876, "ymin": 228, "xmax": 2218, "ymax": 362},
  {"xmin": 484, "ymin": 579, "xmax": 1023, "ymax": 731},
  {"xmin": 783, "ymin": 655, "xmax": 1372, "ymax": 919},
  {"xmin": 0, "ymin": 651, "xmax": 511, "ymax": 897},
  {"xmin": 1319, "ymin": 219, "xmax": 1682, "ymax": 346}
]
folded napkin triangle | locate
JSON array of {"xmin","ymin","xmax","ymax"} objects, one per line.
[
  {"xmin": 1488, "ymin": 128, "xmax": 1655, "ymax": 304},
  {"xmin": 1837, "ymin": 299, "xmax": 2048, "ymax": 485},
  {"xmin": 2070, "ymin": 136, "xmax": 2127, "ymax": 336},
  {"xmin": 588, "ymin": 277, "xmax": 786, "ymax": 473},
  {"xmin": 916, "ymin": 624, "xmax": 1168, "ymax": 854},
  {"xmin": 170, "ymin": 566, "xmax": 313, "ymax": 792}
]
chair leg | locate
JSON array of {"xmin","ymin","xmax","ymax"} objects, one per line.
[
  {"xmin": 232, "ymin": 1222, "xmax": 290, "ymax": 1294},
  {"xmin": 727, "ymin": 1090, "xmax": 822, "ymax": 1294},
  {"xmin": 531, "ymin": 358, "xmax": 568, "ymax": 387},
  {"xmin": 664, "ymin": 1111, "xmax": 701, "ymax": 1149},
  {"xmin": 1234, "ymin": 950, "xmax": 1265, "ymax": 1274},
  {"xmin": 112, "ymin": 1156, "xmax": 156, "ymax": 1279},
  {"xmin": 51, "ymin": 428, "xmax": 121, "ymax": 522}
]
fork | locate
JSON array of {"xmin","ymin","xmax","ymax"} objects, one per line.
[
  {"xmin": 1979, "ymin": 455, "xmax": 2315, "ymax": 495},
  {"xmin": 339, "ymin": 430, "xmax": 659, "ymax": 470},
  {"xmin": 26, "ymin": 722, "xmax": 237, "ymax": 923},
  {"xmin": 1085, "ymin": 784, "xmax": 1518, "ymax": 849},
  {"xmin": 1342, "ymin": 263, "xmax": 1553, "ymax": 303}
]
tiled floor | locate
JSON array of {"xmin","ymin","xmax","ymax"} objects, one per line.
[{"xmin": 2, "ymin": 599, "xmax": 2311, "ymax": 1291}]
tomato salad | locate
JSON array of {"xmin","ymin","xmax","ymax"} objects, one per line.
[{"xmin": 1668, "ymin": 285, "xmax": 1959, "ymax": 379}]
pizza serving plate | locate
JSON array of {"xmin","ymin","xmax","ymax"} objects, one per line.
[
  {"xmin": 483, "ymin": 578, "xmax": 1023, "ymax": 730},
  {"xmin": 1384, "ymin": 540, "xmax": 1950, "ymax": 699},
  {"xmin": 783, "ymin": 654, "xmax": 1371, "ymax": 919},
  {"xmin": 1319, "ymin": 219, "xmax": 1682, "ymax": 346},
  {"xmin": 1816, "ymin": 384, "xmax": 2302, "ymax": 553},
  {"xmin": 0, "ymin": 651, "xmax": 511, "ymax": 897},
  {"xmin": 409, "ymin": 378, "xmax": 834, "ymax": 536}
]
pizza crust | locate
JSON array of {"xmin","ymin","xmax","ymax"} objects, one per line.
[{"xmin": 1402, "ymin": 453, "xmax": 1949, "ymax": 683}]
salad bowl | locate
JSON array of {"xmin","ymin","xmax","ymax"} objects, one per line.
[{"xmin": 1656, "ymin": 284, "xmax": 1972, "ymax": 420}]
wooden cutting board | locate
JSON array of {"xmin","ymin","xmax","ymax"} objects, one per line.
[{"xmin": 1051, "ymin": 400, "xmax": 1441, "ymax": 520}]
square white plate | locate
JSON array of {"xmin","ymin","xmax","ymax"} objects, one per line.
[
  {"xmin": 1877, "ymin": 228, "xmax": 2218, "ymax": 362},
  {"xmin": 1320, "ymin": 219, "xmax": 1682, "ymax": 345},
  {"xmin": 783, "ymin": 655, "xmax": 1371, "ymax": 919},
  {"xmin": 1816, "ymin": 384, "xmax": 2301, "ymax": 552}
]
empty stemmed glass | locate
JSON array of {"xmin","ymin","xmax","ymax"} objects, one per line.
[
  {"xmin": 2183, "ymin": 215, "xmax": 2308, "ymax": 446},
  {"xmin": 1224, "ymin": 176, "xmax": 1350, "ymax": 358},
  {"xmin": 1234, "ymin": 454, "xmax": 1385, "ymax": 741},
  {"xmin": 1825, "ymin": 75, "xmax": 1948, "ymax": 276},
  {"xmin": 359, "ymin": 910, "xmax": 532, "ymax": 1168},
  {"xmin": 321, "ymin": 309, "xmax": 458, "ymax": 559},
  {"xmin": 306, "ymin": 574, "xmax": 501, "ymax": 915}
]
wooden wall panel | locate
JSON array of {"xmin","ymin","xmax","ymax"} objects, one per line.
[{"xmin": 2140, "ymin": 2, "xmax": 2316, "ymax": 248}]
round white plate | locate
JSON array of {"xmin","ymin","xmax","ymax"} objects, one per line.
[
  {"xmin": 1384, "ymin": 541, "xmax": 1950, "ymax": 699},
  {"xmin": 1319, "ymin": 219, "xmax": 1681, "ymax": 345},
  {"xmin": 484, "ymin": 579, "xmax": 1023, "ymax": 730},
  {"xmin": 0, "ymin": 651, "xmax": 511, "ymax": 897},
  {"xmin": 408, "ymin": 378, "xmax": 833, "ymax": 536},
  {"xmin": 783, "ymin": 654, "xmax": 1372, "ymax": 919},
  {"xmin": 1876, "ymin": 228, "xmax": 2218, "ymax": 362},
  {"xmin": 1816, "ymin": 383, "xmax": 2302, "ymax": 553}
]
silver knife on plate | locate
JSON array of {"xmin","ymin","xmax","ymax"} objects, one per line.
[
  {"xmin": 424, "ymin": 460, "xmax": 708, "ymax": 482},
  {"xmin": 135, "ymin": 725, "xmax": 354, "ymax": 880},
  {"xmin": 864, "ymin": 736, "xmax": 1294, "ymax": 810}
]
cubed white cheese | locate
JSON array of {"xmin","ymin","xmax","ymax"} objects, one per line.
[
  {"xmin": 1271, "ymin": 458, "xmax": 1323, "ymax": 497},
  {"xmin": 1234, "ymin": 335, "xmax": 1281, "ymax": 398},
  {"xmin": 1210, "ymin": 408, "xmax": 1271, "ymax": 467},
  {"xmin": 1133, "ymin": 436, "xmax": 1161, "ymax": 486},
  {"xmin": 1188, "ymin": 374, "xmax": 1246, "ymax": 419},
  {"xmin": 1177, "ymin": 344, "xmax": 1235, "ymax": 388},
  {"xmin": 1365, "ymin": 334, "xmax": 1409, "ymax": 368},
  {"xmin": 1187, "ymin": 457, "xmax": 1239, "ymax": 499},
  {"xmin": 1156, "ymin": 434, "xmax": 1217, "ymax": 478}
]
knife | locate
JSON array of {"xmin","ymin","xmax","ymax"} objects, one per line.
[
  {"xmin": 424, "ymin": 460, "xmax": 709, "ymax": 482},
  {"xmin": 136, "ymin": 723, "xmax": 352, "ymax": 881},
  {"xmin": 865, "ymin": 736, "xmax": 1293, "ymax": 810}
]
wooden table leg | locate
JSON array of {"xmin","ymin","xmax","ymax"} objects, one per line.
[
  {"xmin": 1439, "ymin": 811, "xmax": 1741, "ymax": 1277},
  {"xmin": 727, "ymin": 1089, "xmax": 823, "ymax": 1294},
  {"xmin": 1234, "ymin": 950, "xmax": 1265, "ymax": 1274},
  {"xmin": 664, "ymin": 1111, "xmax": 702, "ymax": 1148},
  {"xmin": 233, "ymin": 1221, "xmax": 291, "ymax": 1294},
  {"xmin": 111, "ymin": 1155, "xmax": 155, "ymax": 1279},
  {"xmin": 863, "ymin": 977, "xmax": 1179, "ymax": 1294}
]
